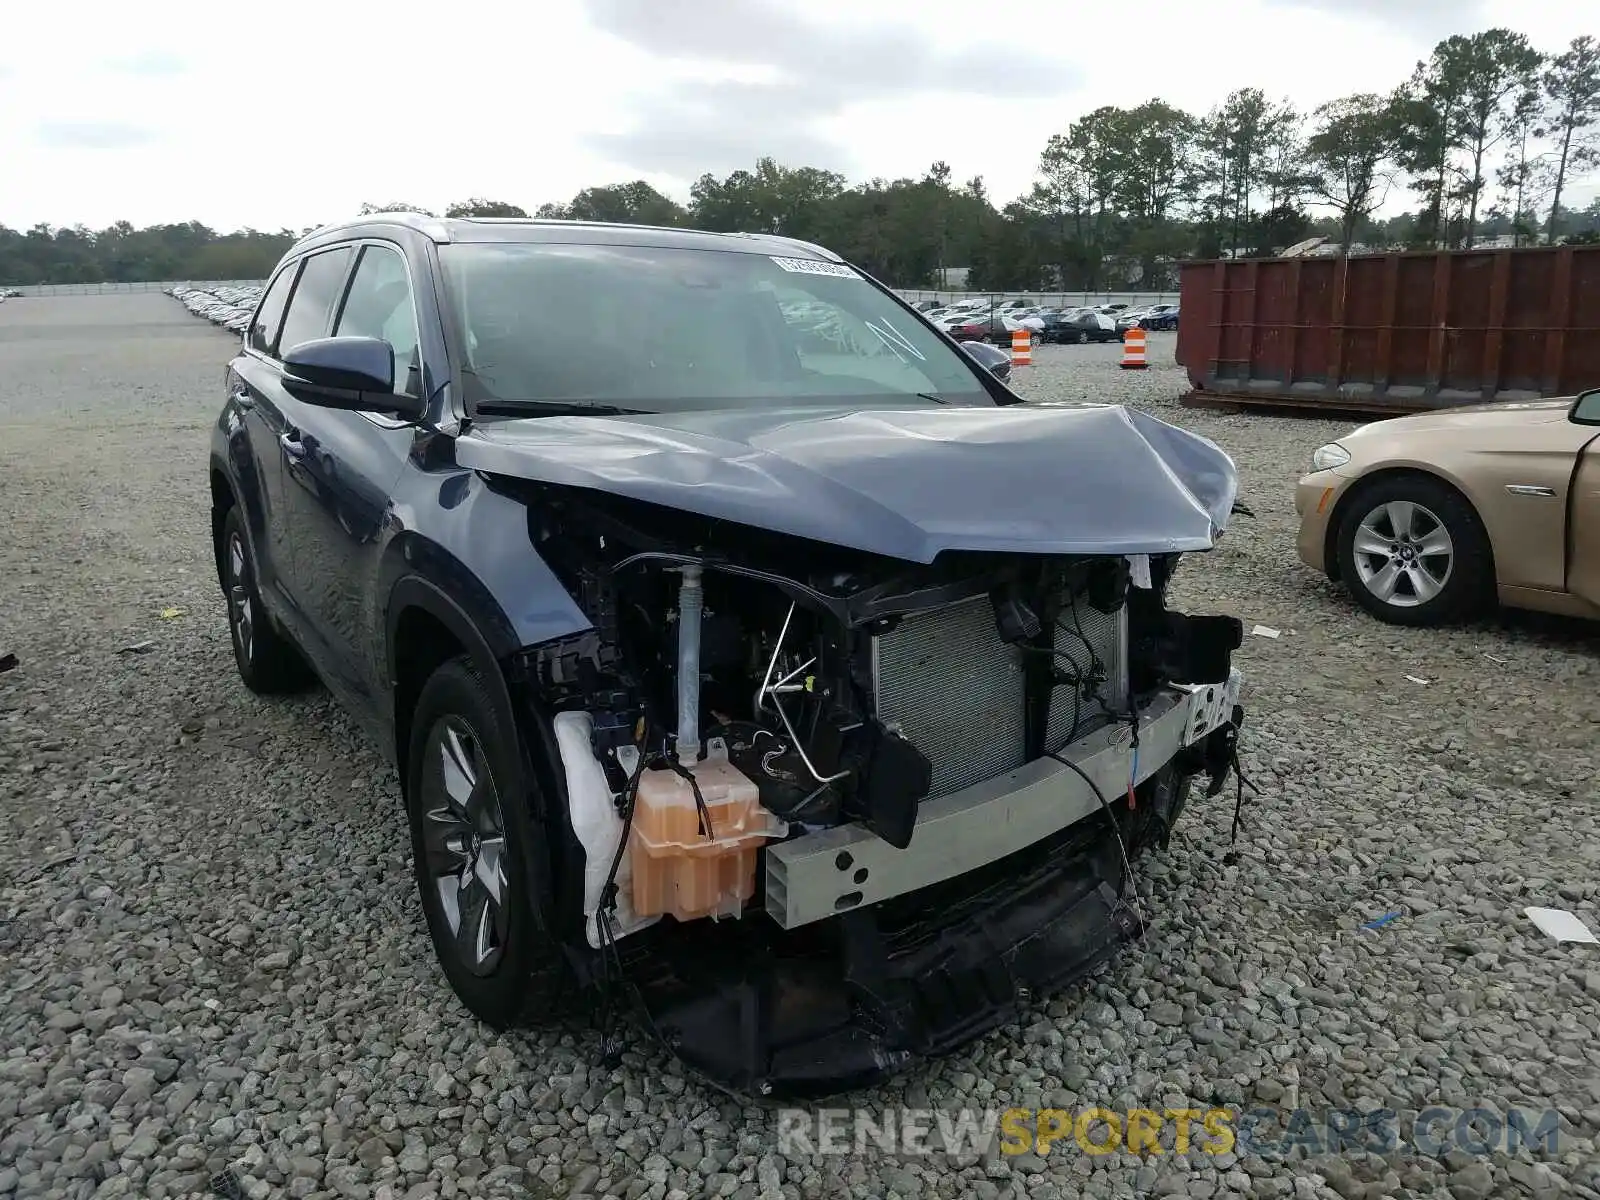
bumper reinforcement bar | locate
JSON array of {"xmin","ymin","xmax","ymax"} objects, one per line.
[{"xmin": 764, "ymin": 673, "xmax": 1241, "ymax": 930}]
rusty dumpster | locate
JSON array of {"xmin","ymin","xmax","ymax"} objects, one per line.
[{"xmin": 1175, "ymin": 244, "xmax": 1600, "ymax": 414}]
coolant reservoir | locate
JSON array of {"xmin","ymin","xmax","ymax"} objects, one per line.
[{"xmin": 630, "ymin": 739, "xmax": 787, "ymax": 922}]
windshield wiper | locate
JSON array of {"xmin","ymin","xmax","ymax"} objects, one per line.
[
  {"xmin": 915, "ymin": 392, "xmax": 949, "ymax": 405},
  {"xmin": 474, "ymin": 399, "xmax": 647, "ymax": 417}
]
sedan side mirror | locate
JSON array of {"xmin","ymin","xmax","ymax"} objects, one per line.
[
  {"xmin": 282, "ymin": 336, "xmax": 425, "ymax": 419},
  {"xmin": 1571, "ymin": 389, "xmax": 1600, "ymax": 426}
]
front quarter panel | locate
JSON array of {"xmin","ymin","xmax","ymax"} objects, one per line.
[
  {"xmin": 213, "ymin": 361, "xmax": 275, "ymax": 583},
  {"xmin": 382, "ymin": 461, "xmax": 591, "ymax": 667},
  {"xmin": 1294, "ymin": 466, "xmax": 1355, "ymax": 576}
]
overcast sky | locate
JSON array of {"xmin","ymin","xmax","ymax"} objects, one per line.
[{"xmin": 2, "ymin": 0, "xmax": 1596, "ymax": 232}]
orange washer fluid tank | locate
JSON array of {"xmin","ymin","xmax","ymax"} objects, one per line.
[{"xmin": 629, "ymin": 739, "xmax": 788, "ymax": 923}]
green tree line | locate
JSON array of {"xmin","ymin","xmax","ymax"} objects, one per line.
[{"xmin": 4, "ymin": 28, "xmax": 1597, "ymax": 291}]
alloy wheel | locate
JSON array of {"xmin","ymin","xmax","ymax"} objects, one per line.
[
  {"xmin": 227, "ymin": 532, "xmax": 253, "ymax": 660},
  {"xmin": 1351, "ymin": 499, "xmax": 1454, "ymax": 607},
  {"xmin": 420, "ymin": 717, "xmax": 510, "ymax": 976}
]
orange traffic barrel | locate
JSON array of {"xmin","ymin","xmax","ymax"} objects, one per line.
[
  {"xmin": 1120, "ymin": 326, "xmax": 1147, "ymax": 370},
  {"xmin": 1010, "ymin": 329, "xmax": 1032, "ymax": 367}
]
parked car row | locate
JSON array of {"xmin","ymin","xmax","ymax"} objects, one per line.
[
  {"xmin": 909, "ymin": 297, "xmax": 1181, "ymax": 343},
  {"xmin": 1118, "ymin": 303, "xmax": 1180, "ymax": 332},
  {"xmin": 918, "ymin": 300, "xmax": 1125, "ymax": 346},
  {"xmin": 917, "ymin": 298, "xmax": 1044, "ymax": 343},
  {"xmin": 167, "ymin": 284, "xmax": 264, "ymax": 335},
  {"xmin": 941, "ymin": 313, "xmax": 1039, "ymax": 344},
  {"xmin": 1039, "ymin": 308, "xmax": 1124, "ymax": 344},
  {"xmin": 780, "ymin": 293, "xmax": 1013, "ymax": 381}
]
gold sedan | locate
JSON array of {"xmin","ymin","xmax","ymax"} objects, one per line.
[{"xmin": 1295, "ymin": 390, "xmax": 1600, "ymax": 626}]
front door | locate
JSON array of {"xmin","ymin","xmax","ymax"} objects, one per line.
[
  {"xmin": 280, "ymin": 242, "xmax": 422, "ymax": 714},
  {"xmin": 1569, "ymin": 434, "xmax": 1600, "ymax": 610},
  {"xmin": 248, "ymin": 245, "xmax": 356, "ymax": 684},
  {"xmin": 229, "ymin": 264, "xmax": 301, "ymax": 601}
]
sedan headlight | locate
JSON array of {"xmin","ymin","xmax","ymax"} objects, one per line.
[{"xmin": 1312, "ymin": 442, "xmax": 1351, "ymax": 471}]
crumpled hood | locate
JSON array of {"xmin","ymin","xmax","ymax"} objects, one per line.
[{"xmin": 456, "ymin": 403, "xmax": 1238, "ymax": 563}]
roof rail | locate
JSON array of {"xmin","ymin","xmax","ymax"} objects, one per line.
[
  {"xmin": 456, "ymin": 216, "xmax": 717, "ymax": 239},
  {"xmin": 754, "ymin": 233, "xmax": 845, "ymax": 263},
  {"xmin": 296, "ymin": 210, "xmax": 453, "ymax": 245},
  {"xmin": 293, "ymin": 214, "xmax": 845, "ymax": 260},
  {"xmin": 453, "ymin": 217, "xmax": 844, "ymax": 260}
]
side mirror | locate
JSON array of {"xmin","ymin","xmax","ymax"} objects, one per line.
[
  {"xmin": 1571, "ymin": 389, "xmax": 1600, "ymax": 427},
  {"xmin": 282, "ymin": 337, "xmax": 424, "ymax": 419},
  {"xmin": 960, "ymin": 339, "xmax": 1012, "ymax": 381}
]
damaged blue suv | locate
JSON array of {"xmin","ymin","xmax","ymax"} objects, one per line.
[{"xmin": 209, "ymin": 213, "xmax": 1246, "ymax": 1097}]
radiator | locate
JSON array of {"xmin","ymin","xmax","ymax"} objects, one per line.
[
  {"xmin": 872, "ymin": 592, "xmax": 1128, "ymax": 798},
  {"xmin": 1046, "ymin": 596, "xmax": 1129, "ymax": 752}
]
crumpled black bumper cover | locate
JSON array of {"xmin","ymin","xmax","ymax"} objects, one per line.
[{"xmin": 618, "ymin": 758, "xmax": 1207, "ymax": 1099}]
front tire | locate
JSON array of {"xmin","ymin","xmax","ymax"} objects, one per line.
[
  {"xmin": 218, "ymin": 506, "xmax": 311, "ymax": 693},
  {"xmin": 1335, "ymin": 475, "xmax": 1492, "ymax": 626},
  {"xmin": 406, "ymin": 655, "xmax": 563, "ymax": 1028}
]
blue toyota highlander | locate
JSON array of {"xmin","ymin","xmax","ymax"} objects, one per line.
[{"xmin": 209, "ymin": 213, "xmax": 1246, "ymax": 1097}]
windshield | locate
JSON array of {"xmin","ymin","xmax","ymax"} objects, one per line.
[{"xmin": 438, "ymin": 242, "xmax": 993, "ymax": 413}]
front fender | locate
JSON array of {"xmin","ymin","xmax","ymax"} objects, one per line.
[
  {"xmin": 385, "ymin": 466, "xmax": 590, "ymax": 663},
  {"xmin": 210, "ymin": 386, "xmax": 274, "ymax": 592},
  {"xmin": 211, "ymin": 394, "xmax": 261, "ymax": 533},
  {"xmin": 381, "ymin": 570, "xmax": 574, "ymax": 947},
  {"xmin": 380, "ymin": 468, "xmax": 591, "ymax": 951}
]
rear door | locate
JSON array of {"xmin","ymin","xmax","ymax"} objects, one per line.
[{"xmin": 1569, "ymin": 435, "xmax": 1600, "ymax": 609}]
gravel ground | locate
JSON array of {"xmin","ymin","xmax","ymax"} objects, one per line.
[{"xmin": 1, "ymin": 297, "xmax": 1597, "ymax": 1200}]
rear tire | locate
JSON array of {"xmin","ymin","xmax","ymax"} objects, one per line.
[
  {"xmin": 219, "ymin": 506, "xmax": 311, "ymax": 693},
  {"xmin": 405, "ymin": 655, "xmax": 565, "ymax": 1029},
  {"xmin": 1335, "ymin": 475, "xmax": 1493, "ymax": 627}
]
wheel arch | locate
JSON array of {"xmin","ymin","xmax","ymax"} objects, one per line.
[
  {"xmin": 385, "ymin": 574, "xmax": 573, "ymax": 945},
  {"xmin": 386, "ymin": 575, "xmax": 519, "ymax": 789},
  {"xmin": 209, "ymin": 463, "xmax": 237, "ymax": 588},
  {"xmin": 1322, "ymin": 465, "xmax": 1496, "ymax": 584}
]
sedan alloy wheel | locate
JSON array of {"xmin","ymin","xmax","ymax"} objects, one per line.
[
  {"xmin": 1350, "ymin": 499, "xmax": 1454, "ymax": 608},
  {"xmin": 1334, "ymin": 475, "xmax": 1492, "ymax": 626}
]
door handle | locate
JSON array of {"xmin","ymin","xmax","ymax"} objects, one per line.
[
  {"xmin": 231, "ymin": 389, "xmax": 255, "ymax": 410},
  {"xmin": 279, "ymin": 433, "xmax": 307, "ymax": 461}
]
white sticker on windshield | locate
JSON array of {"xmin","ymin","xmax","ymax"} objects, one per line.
[{"xmin": 770, "ymin": 256, "xmax": 861, "ymax": 279}]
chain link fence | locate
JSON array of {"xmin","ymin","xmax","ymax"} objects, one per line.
[
  {"xmin": 895, "ymin": 290, "xmax": 1179, "ymax": 308},
  {"xmin": 4, "ymin": 280, "xmax": 266, "ymax": 297},
  {"xmin": 5, "ymin": 281, "xmax": 1179, "ymax": 309}
]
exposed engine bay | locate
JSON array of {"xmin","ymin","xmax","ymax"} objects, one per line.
[{"xmin": 516, "ymin": 484, "xmax": 1246, "ymax": 1096}]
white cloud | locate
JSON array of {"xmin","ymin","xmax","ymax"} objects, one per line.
[
  {"xmin": 35, "ymin": 120, "xmax": 159, "ymax": 151},
  {"xmin": 0, "ymin": 0, "xmax": 1594, "ymax": 231},
  {"xmin": 103, "ymin": 49, "xmax": 189, "ymax": 76}
]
